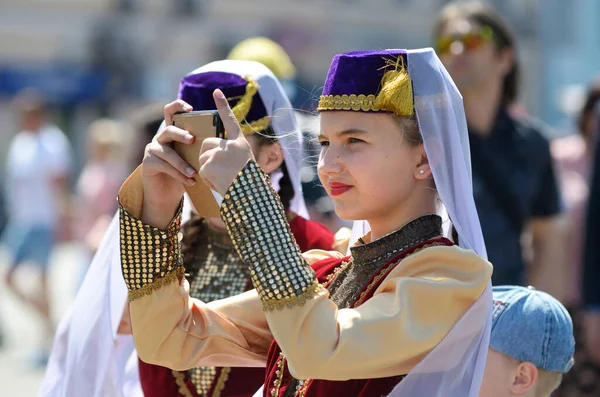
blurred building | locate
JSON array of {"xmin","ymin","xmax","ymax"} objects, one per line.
[{"xmin": 0, "ymin": 0, "xmax": 598, "ymax": 173}]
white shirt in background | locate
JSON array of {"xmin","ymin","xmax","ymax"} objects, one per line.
[{"xmin": 5, "ymin": 124, "xmax": 72, "ymax": 227}]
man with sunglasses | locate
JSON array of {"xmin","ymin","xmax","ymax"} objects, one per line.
[{"xmin": 433, "ymin": 2, "xmax": 566, "ymax": 300}]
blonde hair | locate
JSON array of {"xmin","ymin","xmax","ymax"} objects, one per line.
[
  {"xmin": 393, "ymin": 115, "xmax": 421, "ymax": 146},
  {"xmin": 536, "ymin": 369, "xmax": 563, "ymax": 397}
]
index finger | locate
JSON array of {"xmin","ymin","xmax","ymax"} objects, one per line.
[
  {"xmin": 164, "ymin": 100, "xmax": 193, "ymax": 126},
  {"xmin": 213, "ymin": 89, "xmax": 244, "ymax": 141}
]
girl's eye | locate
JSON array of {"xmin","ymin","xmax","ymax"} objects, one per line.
[
  {"xmin": 348, "ymin": 137, "xmax": 364, "ymax": 144},
  {"xmin": 319, "ymin": 140, "xmax": 330, "ymax": 147}
]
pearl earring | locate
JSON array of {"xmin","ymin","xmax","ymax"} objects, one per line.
[{"xmin": 419, "ymin": 169, "xmax": 425, "ymax": 174}]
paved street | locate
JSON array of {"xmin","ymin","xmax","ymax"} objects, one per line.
[{"xmin": 0, "ymin": 243, "xmax": 86, "ymax": 397}]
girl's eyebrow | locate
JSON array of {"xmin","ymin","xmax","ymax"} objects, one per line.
[{"xmin": 318, "ymin": 129, "xmax": 369, "ymax": 140}]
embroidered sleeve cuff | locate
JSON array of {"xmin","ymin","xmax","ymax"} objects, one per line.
[
  {"xmin": 119, "ymin": 200, "xmax": 184, "ymax": 301},
  {"xmin": 220, "ymin": 160, "xmax": 320, "ymax": 311}
]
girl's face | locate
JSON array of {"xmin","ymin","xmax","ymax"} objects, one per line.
[{"xmin": 318, "ymin": 111, "xmax": 432, "ymax": 234}]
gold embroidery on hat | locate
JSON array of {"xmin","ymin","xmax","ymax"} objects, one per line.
[
  {"xmin": 229, "ymin": 75, "xmax": 258, "ymax": 122},
  {"xmin": 226, "ymin": 75, "xmax": 271, "ymax": 136},
  {"xmin": 240, "ymin": 115, "xmax": 270, "ymax": 136},
  {"xmin": 317, "ymin": 56, "xmax": 414, "ymax": 117},
  {"xmin": 317, "ymin": 94, "xmax": 380, "ymax": 112}
]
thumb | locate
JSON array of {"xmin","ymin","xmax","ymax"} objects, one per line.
[{"xmin": 213, "ymin": 89, "xmax": 247, "ymax": 143}]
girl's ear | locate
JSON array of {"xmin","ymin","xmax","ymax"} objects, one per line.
[{"xmin": 415, "ymin": 145, "xmax": 431, "ymax": 179}]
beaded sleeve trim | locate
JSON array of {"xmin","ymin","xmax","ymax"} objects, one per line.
[
  {"xmin": 220, "ymin": 160, "xmax": 319, "ymax": 311},
  {"xmin": 119, "ymin": 201, "xmax": 184, "ymax": 301}
]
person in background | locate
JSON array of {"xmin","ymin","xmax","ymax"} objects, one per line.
[
  {"xmin": 434, "ymin": 1, "xmax": 565, "ymax": 299},
  {"xmin": 1, "ymin": 88, "xmax": 73, "ymax": 365},
  {"xmin": 131, "ymin": 60, "xmax": 345, "ymax": 397},
  {"xmin": 580, "ymin": 84, "xmax": 600, "ymax": 396},
  {"xmin": 226, "ymin": 36, "xmax": 348, "ymax": 234},
  {"xmin": 550, "ymin": 79, "xmax": 600, "ymax": 396},
  {"xmin": 39, "ymin": 107, "xmax": 164, "ymax": 397},
  {"xmin": 551, "ymin": 79, "xmax": 599, "ymax": 309},
  {"xmin": 40, "ymin": 60, "xmax": 345, "ymax": 397},
  {"xmin": 479, "ymin": 286, "xmax": 574, "ymax": 397},
  {"xmin": 227, "ymin": 36, "xmax": 297, "ymax": 100},
  {"xmin": 75, "ymin": 119, "xmax": 131, "ymax": 259},
  {"xmin": 129, "ymin": 103, "xmax": 165, "ymax": 171}
]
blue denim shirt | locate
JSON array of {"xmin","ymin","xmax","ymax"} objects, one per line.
[{"xmin": 469, "ymin": 108, "xmax": 562, "ymax": 286}]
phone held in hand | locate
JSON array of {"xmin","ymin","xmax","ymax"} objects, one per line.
[{"xmin": 172, "ymin": 110, "xmax": 226, "ymax": 217}]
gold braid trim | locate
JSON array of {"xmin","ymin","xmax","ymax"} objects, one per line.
[
  {"xmin": 227, "ymin": 75, "xmax": 271, "ymax": 136},
  {"xmin": 297, "ymin": 379, "xmax": 312, "ymax": 397},
  {"xmin": 127, "ymin": 266, "xmax": 185, "ymax": 302},
  {"xmin": 211, "ymin": 367, "xmax": 231, "ymax": 397},
  {"xmin": 323, "ymin": 259, "xmax": 353, "ymax": 287},
  {"xmin": 317, "ymin": 94, "xmax": 380, "ymax": 112},
  {"xmin": 271, "ymin": 353, "xmax": 286, "ymax": 397},
  {"xmin": 173, "ymin": 370, "xmax": 195, "ymax": 397},
  {"xmin": 240, "ymin": 115, "xmax": 271, "ymax": 136},
  {"xmin": 261, "ymin": 280, "xmax": 323, "ymax": 312},
  {"xmin": 230, "ymin": 75, "xmax": 258, "ymax": 122}
]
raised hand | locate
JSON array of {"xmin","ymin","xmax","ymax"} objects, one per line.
[
  {"xmin": 198, "ymin": 90, "xmax": 255, "ymax": 196},
  {"xmin": 140, "ymin": 100, "xmax": 196, "ymax": 229}
]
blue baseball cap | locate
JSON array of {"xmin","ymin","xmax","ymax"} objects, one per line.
[{"xmin": 491, "ymin": 285, "xmax": 575, "ymax": 373}]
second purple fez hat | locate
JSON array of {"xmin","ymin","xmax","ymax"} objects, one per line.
[
  {"xmin": 178, "ymin": 71, "xmax": 270, "ymax": 135},
  {"xmin": 317, "ymin": 50, "xmax": 415, "ymax": 117}
]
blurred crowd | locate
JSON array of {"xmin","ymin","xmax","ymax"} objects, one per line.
[{"xmin": 0, "ymin": 1, "xmax": 599, "ymax": 396}]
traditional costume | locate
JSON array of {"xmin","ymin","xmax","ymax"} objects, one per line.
[
  {"xmin": 41, "ymin": 60, "xmax": 344, "ymax": 397},
  {"xmin": 134, "ymin": 61, "xmax": 346, "ymax": 397},
  {"xmin": 119, "ymin": 49, "xmax": 492, "ymax": 397}
]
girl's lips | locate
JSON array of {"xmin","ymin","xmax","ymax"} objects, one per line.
[{"xmin": 329, "ymin": 182, "xmax": 353, "ymax": 196}]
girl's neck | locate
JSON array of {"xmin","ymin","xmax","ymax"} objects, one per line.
[{"xmin": 367, "ymin": 196, "xmax": 437, "ymax": 241}]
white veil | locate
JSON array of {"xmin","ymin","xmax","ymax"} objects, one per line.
[
  {"xmin": 39, "ymin": 214, "xmax": 143, "ymax": 397},
  {"xmin": 350, "ymin": 48, "xmax": 492, "ymax": 397},
  {"xmin": 40, "ymin": 60, "xmax": 307, "ymax": 397},
  {"xmin": 253, "ymin": 49, "xmax": 492, "ymax": 397}
]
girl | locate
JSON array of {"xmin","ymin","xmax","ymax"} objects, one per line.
[
  {"xmin": 133, "ymin": 61, "xmax": 345, "ymax": 397},
  {"xmin": 119, "ymin": 49, "xmax": 492, "ymax": 396},
  {"xmin": 41, "ymin": 60, "xmax": 344, "ymax": 397}
]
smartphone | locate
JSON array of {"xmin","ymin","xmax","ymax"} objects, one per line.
[{"xmin": 172, "ymin": 110, "xmax": 225, "ymax": 218}]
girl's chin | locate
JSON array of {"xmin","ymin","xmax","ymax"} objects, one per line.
[{"xmin": 332, "ymin": 205, "xmax": 367, "ymax": 222}]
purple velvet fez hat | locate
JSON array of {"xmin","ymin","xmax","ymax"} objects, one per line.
[
  {"xmin": 178, "ymin": 71, "xmax": 270, "ymax": 134},
  {"xmin": 317, "ymin": 50, "xmax": 415, "ymax": 117}
]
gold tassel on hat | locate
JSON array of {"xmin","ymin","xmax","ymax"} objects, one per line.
[
  {"xmin": 374, "ymin": 56, "xmax": 414, "ymax": 117},
  {"xmin": 230, "ymin": 75, "xmax": 259, "ymax": 122},
  {"xmin": 227, "ymin": 75, "xmax": 270, "ymax": 136}
]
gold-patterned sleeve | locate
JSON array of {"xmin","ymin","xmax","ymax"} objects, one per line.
[
  {"xmin": 119, "ymin": 201, "xmax": 184, "ymax": 301},
  {"xmin": 221, "ymin": 160, "xmax": 321, "ymax": 311},
  {"xmin": 117, "ymin": 166, "xmax": 274, "ymax": 371}
]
